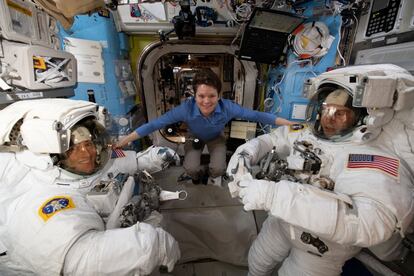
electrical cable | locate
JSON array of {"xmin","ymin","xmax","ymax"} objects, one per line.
[
  {"xmin": 291, "ymin": 21, "xmax": 334, "ymax": 60},
  {"xmin": 329, "ymin": 0, "xmax": 364, "ymax": 66},
  {"xmin": 230, "ymin": 22, "xmax": 245, "ymax": 50},
  {"xmin": 235, "ymin": 3, "xmax": 252, "ymax": 21},
  {"xmin": 257, "ymin": 58, "xmax": 317, "ymax": 134},
  {"xmin": 35, "ymin": 57, "xmax": 70, "ymax": 86},
  {"xmin": 225, "ymin": 0, "xmax": 254, "ymax": 24},
  {"xmin": 335, "ymin": 16, "xmax": 346, "ymax": 66}
]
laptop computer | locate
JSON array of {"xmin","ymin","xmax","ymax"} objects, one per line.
[{"xmin": 238, "ymin": 8, "xmax": 305, "ymax": 64}]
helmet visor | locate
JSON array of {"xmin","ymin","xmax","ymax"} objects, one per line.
[
  {"xmin": 59, "ymin": 118, "xmax": 110, "ymax": 175},
  {"xmin": 306, "ymin": 87, "xmax": 361, "ymax": 140}
]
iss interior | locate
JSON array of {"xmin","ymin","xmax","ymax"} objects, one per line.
[{"xmin": 0, "ymin": 0, "xmax": 414, "ymax": 275}]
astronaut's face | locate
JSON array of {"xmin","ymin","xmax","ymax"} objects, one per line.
[
  {"xmin": 64, "ymin": 140, "xmax": 97, "ymax": 174},
  {"xmin": 320, "ymin": 104, "xmax": 356, "ymax": 138},
  {"xmin": 195, "ymin": 84, "xmax": 219, "ymax": 117}
]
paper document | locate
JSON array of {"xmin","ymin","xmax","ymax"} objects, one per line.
[{"xmin": 63, "ymin": 37, "xmax": 105, "ymax": 84}]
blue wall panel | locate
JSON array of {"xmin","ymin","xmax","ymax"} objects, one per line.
[
  {"xmin": 60, "ymin": 13, "xmax": 134, "ymax": 116},
  {"xmin": 267, "ymin": 1, "xmax": 343, "ymax": 123}
]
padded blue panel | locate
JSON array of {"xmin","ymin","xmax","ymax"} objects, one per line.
[
  {"xmin": 59, "ymin": 12, "xmax": 134, "ymax": 116},
  {"xmin": 267, "ymin": 2, "xmax": 343, "ymax": 123}
]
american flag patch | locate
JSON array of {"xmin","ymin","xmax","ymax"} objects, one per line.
[
  {"xmin": 111, "ymin": 148, "xmax": 126, "ymax": 158},
  {"xmin": 347, "ymin": 154, "xmax": 399, "ymax": 178}
]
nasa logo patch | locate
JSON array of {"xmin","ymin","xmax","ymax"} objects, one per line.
[{"xmin": 38, "ymin": 196, "xmax": 75, "ymax": 222}]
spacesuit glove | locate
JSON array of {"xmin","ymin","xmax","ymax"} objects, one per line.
[
  {"xmin": 228, "ymin": 172, "xmax": 253, "ymax": 198},
  {"xmin": 238, "ymin": 179, "xmax": 276, "ymax": 212},
  {"xmin": 156, "ymin": 227, "xmax": 181, "ymax": 272},
  {"xmin": 226, "ymin": 144, "xmax": 256, "ymax": 180}
]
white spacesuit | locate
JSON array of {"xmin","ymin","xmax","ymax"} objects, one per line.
[
  {"xmin": 0, "ymin": 99, "xmax": 181, "ymax": 276},
  {"xmin": 227, "ymin": 64, "xmax": 414, "ymax": 276}
]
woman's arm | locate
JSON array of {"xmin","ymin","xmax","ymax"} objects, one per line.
[
  {"xmin": 114, "ymin": 131, "xmax": 139, "ymax": 148},
  {"xmin": 227, "ymin": 100, "xmax": 295, "ymax": 127},
  {"xmin": 113, "ymin": 101, "xmax": 188, "ymax": 149},
  {"xmin": 275, "ymin": 117, "xmax": 296, "ymax": 126}
]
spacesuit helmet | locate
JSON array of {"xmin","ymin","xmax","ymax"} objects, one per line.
[
  {"xmin": 58, "ymin": 117, "xmax": 110, "ymax": 175},
  {"xmin": 306, "ymin": 87, "xmax": 365, "ymax": 141}
]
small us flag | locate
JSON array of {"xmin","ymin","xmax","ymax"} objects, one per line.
[
  {"xmin": 347, "ymin": 154, "xmax": 399, "ymax": 178},
  {"xmin": 111, "ymin": 148, "xmax": 126, "ymax": 159}
]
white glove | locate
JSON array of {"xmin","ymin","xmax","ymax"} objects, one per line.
[
  {"xmin": 156, "ymin": 227, "xmax": 181, "ymax": 272},
  {"xmin": 226, "ymin": 143, "xmax": 257, "ymax": 198},
  {"xmin": 64, "ymin": 223, "xmax": 180, "ymax": 275},
  {"xmin": 137, "ymin": 146, "xmax": 180, "ymax": 173},
  {"xmin": 226, "ymin": 134, "xmax": 277, "ymax": 180},
  {"xmin": 228, "ymin": 172, "xmax": 253, "ymax": 198},
  {"xmin": 238, "ymin": 179, "xmax": 276, "ymax": 211},
  {"xmin": 226, "ymin": 149, "xmax": 253, "ymax": 180}
]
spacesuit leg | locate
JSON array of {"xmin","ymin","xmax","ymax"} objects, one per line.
[
  {"xmin": 248, "ymin": 216, "xmax": 290, "ymax": 276},
  {"xmin": 206, "ymin": 134, "xmax": 227, "ymax": 177},
  {"xmin": 183, "ymin": 136, "xmax": 203, "ymax": 180},
  {"xmin": 278, "ymin": 223, "xmax": 360, "ymax": 276},
  {"xmin": 278, "ymin": 248, "xmax": 342, "ymax": 276}
]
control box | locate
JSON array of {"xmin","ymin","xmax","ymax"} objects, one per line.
[
  {"xmin": 365, "ymin": 0, "xmax": 401, "ymax": 37},
  {"xmin": 355, "ymin": 0, "xmax": 414, "ymax": 42},
  {"xmin": 0, "ymin": 0, "xmax": 59, "ymax": 48},
  {"xmin": 1, "ymin": 41, "xmax": 77, "ymax": 90},
  {"xmin": 351, "ymin": 0, "xmax": 414, "ymax": 72}
]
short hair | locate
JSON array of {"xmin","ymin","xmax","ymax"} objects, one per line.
[
  {"xmin": 325, "ymin": 89, "xmax": 351, "ymax": 106},
  {"xmin": 192, "ymin": 69, "xmax": 221, "ymax": 95},
  {"xmin": 70, "ymin": 126, "xmax": 92, "ymax": 146},
  {"xmin": 323, "ymin": 88, "xmax": 364, "ymax": 128}
]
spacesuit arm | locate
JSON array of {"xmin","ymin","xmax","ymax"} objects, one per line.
[
  {"xmin": 226, "ymin": 127, "xmax": 290, "ymax": 177},
  {"xmin": 136, "ymin": 146, "xmax": 180, "ymax": 174},
  {"xmin": 111, "ymin": 150, "xmax": 139, "ymax": 174},
  {"xmin": 0, "ymin": 153, "xmax": 30, "ymax": 186},
  {"xmin": 135, "ymin": 104, "xmax": 186, "ymax": 138},
  {"xmin": 111, "ymin": 147, "xmax": 179, "ymax": 176},
  {"xmin": 63, "ymin": 222, "xmax": 180, "ymax": 276},
  {"xmin": 240, "ymin": 179, "xmax": 397, "ymax": 247}
]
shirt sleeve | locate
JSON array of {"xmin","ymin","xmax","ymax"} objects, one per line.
[
  {"xmin": 227, "ymin": 100, "xmax": 277, "ymax": 126},
  {"xmin": 135, "ymin": 103, "xmax": 186, "ymax": 137}
]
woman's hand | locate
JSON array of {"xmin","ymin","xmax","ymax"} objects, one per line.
[
  {"xmin": 275, "ymin": 117, "xmax": 297, "ymax": 126},
  {"xmin": 113, "ymin": 132, "xmax": 139, "ymax": 148}
]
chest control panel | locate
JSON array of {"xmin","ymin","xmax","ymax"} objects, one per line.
[{"xmin": 366, "ymin": 0, "xmax": 401, "ymax": 37}]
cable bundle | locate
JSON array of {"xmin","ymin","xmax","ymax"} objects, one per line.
[{"xmin": 290, "ymin": 21, "xmax": 334, "ymax": 59}]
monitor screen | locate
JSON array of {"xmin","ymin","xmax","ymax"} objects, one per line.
[
  {"xmin": 238, "ymin": 8, "xmax": 305, "ymax": 64},
  {"xmin": 249, "ymin": 10, "xmax": 304, "ymax": 33},
  {"xmin": 372, "ymin": 0, "xmax": 389, "ymax": 12}
]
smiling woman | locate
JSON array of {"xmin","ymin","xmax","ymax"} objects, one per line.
[
  {"xmin": 194, "ymin": 84, "xmax": 220, "ymax": 117},
  {"xmin": 192, "ymin": 69, "xmax": 221, "ymax": 118},
  {"xmin": 58, "ymin": 118, "xmax": 110, "ymax": 176},
  {"xmin": 64, "ymin": 138, "xmax": 97, "ymax": 174},
  {"xmin": 115, "ymin": 69, "xmax": 294, "ymax": 184}
]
